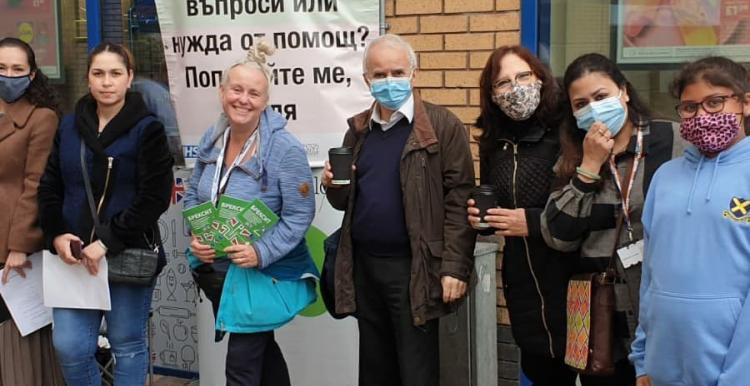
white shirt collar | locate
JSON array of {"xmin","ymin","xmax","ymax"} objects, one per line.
[{"xmin": 369, "ymin": 94, "xmax": 414, "ymax": 131}]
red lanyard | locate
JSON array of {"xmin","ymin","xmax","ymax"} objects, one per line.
[{"xmin": 608, "ymin": 129, "xmax": 643, "ymax": 242}]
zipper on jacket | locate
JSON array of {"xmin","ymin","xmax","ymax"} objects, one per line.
[
  {"xmin": 90, "ymin": 157, "xmax": 114, "ymax": 243},
  {"xmin": 502, "ymin": 139, "xmax": 555, "ymax": 358}
]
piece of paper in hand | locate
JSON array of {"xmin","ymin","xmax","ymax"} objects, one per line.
[
  {"xmin": 0, "ymin": 252, "xmax": 53, "ymax": 336},
  {"xmin": 42, "ymin": 250, "xmax": 111, "ymax": 311}
]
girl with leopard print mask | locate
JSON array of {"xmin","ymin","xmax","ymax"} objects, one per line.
[{"xmin": 629, "ymin": 56, "xmax": 750, "ymax": 386}]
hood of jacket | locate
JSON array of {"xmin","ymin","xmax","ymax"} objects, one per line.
[
  {"xmin": 75, "ymin": 91, "xmax": 153, "ymax": 155},
  {"xmin": 683, "ymin": 136, "xmax": 750, "ymax": 214}
]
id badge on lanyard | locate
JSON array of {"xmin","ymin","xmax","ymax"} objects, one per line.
[
  {"xmin": 610, "ymin": 129, "xmax": 644, "ymax": 267},
  {"xmin": 608, "ymin": 128, "xmax": 643, "ymax": 243},
  {"xmin": 210, "ymin": 128, "xmax": 258, "ymax": 205}
]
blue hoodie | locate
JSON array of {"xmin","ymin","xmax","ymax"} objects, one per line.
[{"xmin": 630, "ymin": 137, "xmax": 750, "ymax": 386}]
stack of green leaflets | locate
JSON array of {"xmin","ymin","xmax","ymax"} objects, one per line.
[
  {"xmin": 182, "ymin": 196, "xmax": 279, "ymax": 256},
  {"xmin": 182, "ymin": 201, "xmax": 222, "ymax": 253}
]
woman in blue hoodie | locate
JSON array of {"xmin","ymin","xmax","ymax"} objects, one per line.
[
  {"xmin": 183, "ymin": 42, "xmax": 317, "ymax": 386},
  {"xmin": 630, "ymin": 56, "xmax": 750, "ymax": 386}
]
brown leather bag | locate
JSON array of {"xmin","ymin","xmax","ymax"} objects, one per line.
[{"xmin": 564, "ymin": 215, "xmax": 623, "ymax": 375}]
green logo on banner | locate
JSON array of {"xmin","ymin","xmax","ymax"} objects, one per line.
[{"xmin": 300, "ymin": 225, "xmax": 327, "ymax": 317}]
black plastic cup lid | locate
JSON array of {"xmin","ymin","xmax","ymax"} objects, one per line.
[
  {"xmin": 474, "ymin": 184, "xmax": 497, "ymax": 194},
  {"xmin": 329, "ymin": 147, "xmax": 353, "ymax": 155}
]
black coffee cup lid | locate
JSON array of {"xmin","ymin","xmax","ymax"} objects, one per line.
[
  {"xmin": 474, "ymin": 184, "xmax": 497, "ymax": 194},
  {"xmin": 329, "ymin": 147, "xmax": 353, "ymax": 155}
]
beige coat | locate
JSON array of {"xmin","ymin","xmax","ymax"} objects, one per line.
[{"xmin": 0, "ymin": 98, "xmax": 57, "ymax": 263}]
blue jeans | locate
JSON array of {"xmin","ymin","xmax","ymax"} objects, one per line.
[{"xmin": 52, "ymin": 283, "xmax": 153, "ymax": 386}]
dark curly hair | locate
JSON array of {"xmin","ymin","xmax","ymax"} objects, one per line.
[
  {"xmin": 475, "ymin": 45, "xmax": 563, "ymax": 153},
  {"xmin": 557, "ymin": 53, "xmax": 651, "ymax": 179},
  {"xmin": 0, "ymin": 37, "xmax": 60, "ymax": 115}
]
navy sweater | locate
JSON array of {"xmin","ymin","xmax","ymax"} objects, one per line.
[{"xmin": 351, "ymin": 118, "xmax": 412, "ymax": 256}]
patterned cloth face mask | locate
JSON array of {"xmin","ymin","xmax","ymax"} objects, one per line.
[
  {"xmin": 493, "ymin": 81, "xmax": 542, "ymax": 121},
  {"xmin": 680, "ymin": 112, "xmax": 741, "ymax": 153}
]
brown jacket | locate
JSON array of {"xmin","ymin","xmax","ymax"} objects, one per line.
[
  {"xmin": 327, "ymin": 95, "xmax": 476, "ymax": 325},
  {"xmin": 0, "ymin": 98, "xmax": 58, "ymax": 263}
]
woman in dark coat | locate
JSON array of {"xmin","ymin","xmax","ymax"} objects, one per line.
[{"xmin": 468, "ymin": 45, "xmax": 576, "ymax": 386}]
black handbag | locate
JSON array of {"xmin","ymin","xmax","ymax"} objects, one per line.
[
  {"xmin": 80, "ymin": 140, "xmax": 159, "ymax": 286},
  {"xmin": 321, "ymin": 228, "xmax": 351, "ymax": 319}
]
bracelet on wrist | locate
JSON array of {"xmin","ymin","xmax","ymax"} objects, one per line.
[
  {"xmin": 96, "ymin": 239, "xmax": 108, "ymax": 252},
  {"xmin": 576, "ymin": 166, "xmax": 601, "ymax": 181}
]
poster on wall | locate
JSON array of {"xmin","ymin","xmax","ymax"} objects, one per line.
[
  {"xmin": 0, "ymin": 0, "xmax": 61, "ymax": 78},
  {"xmin": 155, "ymin": 0, "xmax": 379, "ymax": 166},
  {"xmin": 150, "ymin": 168, "xmax": 200, "ymax": 378},
  {"xmin": 615, "ymin": 0, "xmax": 750, "ymax": 64}
]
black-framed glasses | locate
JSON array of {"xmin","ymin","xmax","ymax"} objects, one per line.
[
  {"xmin": 676, "ymin": 94, "xmax": 738, "ymax": 119},
  {"xmin": 492, "ymin": 71, "xmax": 534, "ymax": 92}
]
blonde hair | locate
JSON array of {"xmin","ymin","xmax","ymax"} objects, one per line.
[{"xmin": 222, "ymin": 40, "xmax": 275, "ymax": 87}]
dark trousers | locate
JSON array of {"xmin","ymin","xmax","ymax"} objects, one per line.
[
  {"xmin": 354, "ymin": 251, "xmax": 439, "ymax": 386},
  {"xmin": 579, "ymin": 359, "xmax": 636, "ymax": 386},
  {"xmin": 521, "ymin": 350, "xmax": 577, "ymax": 386},
  {"xmin": 225, "ymin": 331, "xmax": 290, "ymax": 386}
]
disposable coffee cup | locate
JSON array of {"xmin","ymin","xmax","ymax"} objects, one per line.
[
  {"xmin": 472, "ymin": 185, "xmax": 498, "ymax": 229},
  {"xmin": 328, "ymin": 147, "xmax": 354, "ymax": 185}
]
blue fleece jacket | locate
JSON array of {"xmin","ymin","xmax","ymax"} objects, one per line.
[
  {"xmin": 630, "ymin": 137, "xmax": 750, "ymax": 386},
  {"xmin": 183, "ymin": 107, "xmax": 317, "ymax": 279}
]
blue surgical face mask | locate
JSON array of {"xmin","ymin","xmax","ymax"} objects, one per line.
[
  {"xmin": 0, "ymin": 74, "xmax": 32, "ymax": 103},
  {"xmin": 573, "ymin": 90, "xmax": 628, "ymax": 135},
  {"xmin": 370, "ymin": 76, "xmax": 412, "ymax": 110}
]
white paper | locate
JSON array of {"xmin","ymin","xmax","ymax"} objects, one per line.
[
  {"xmin": 0, "ymin": 252, "xmax": 53, "ymax": 336},
  {"xmin": 618, "ymin": 240, "xmax": 645, "ymax": 269},
  {"xmin": 42, "ymin": 250, "xmax": 111, "ymax": 311}
]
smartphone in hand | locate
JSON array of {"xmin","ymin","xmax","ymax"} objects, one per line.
[{"xmin": 70, "ymin": 240, "xmax": 83, "ymax": 260}]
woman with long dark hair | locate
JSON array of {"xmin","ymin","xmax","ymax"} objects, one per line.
[
  {"xmin": 37, "ymin": 42, "xmax": 173, "ymax": 386},
  {"xmin": 541, "ymin": 53, "xmax": 685, "ymax": 385},
  {"xmin": 0, "ymin": 37, "xmax": 65, "ymax": 386},
  {"xmin": 467, "ymin": 45, "xmax": 576, "ymax": 386}
]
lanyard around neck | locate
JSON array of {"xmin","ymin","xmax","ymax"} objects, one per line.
[
  {"xmin": 211, "ymin": 127, "xmax": 259, "ymax": 205},
  {"xmin": 608, "ymin": 128, "xmax": 643, "ymax": 242}
]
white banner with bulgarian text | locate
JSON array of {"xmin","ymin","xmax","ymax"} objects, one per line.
[{"xmin": 155, "ymin": 0, "xmax": 379, "ymax": 166}]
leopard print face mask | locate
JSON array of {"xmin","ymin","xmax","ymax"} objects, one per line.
[{"xmin": 680, "ymin": 112, "xmax": 741, "ymax": 154}]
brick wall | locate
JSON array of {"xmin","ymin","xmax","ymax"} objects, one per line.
[
  {"xmin": 385, "ymin": 2, "xmax": 522, "ymax": 384},
  {"xmin": 384, "ymin": 0, "xmax": 520, "ymax": 178},
  {"xmin": 103, "ymin": 0, "xmax": 125, "ymax": 43}
]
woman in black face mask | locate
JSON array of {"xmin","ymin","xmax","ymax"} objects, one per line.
[
  {"xmin": 0, "ymin": 37, "xmax": 65, "ymax": 386},
  {"xmin": 466, "ymin": 45, "xmax": 577, "ymax": 386}
]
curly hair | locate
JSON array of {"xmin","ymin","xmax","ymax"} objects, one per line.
[
  {"xmin": 222, "ymin": 40, "xmax": 276, "ymax": 88},
  {"xmin": 0, "ymin": 37, "xmax": 60, "ymax": 115}
]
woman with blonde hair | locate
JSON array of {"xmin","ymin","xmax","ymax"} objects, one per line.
[{"xmin": 184, "ymin": 42, "xmax": 317, "ymax": 386}]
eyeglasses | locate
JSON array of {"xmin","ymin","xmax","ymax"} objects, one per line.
[
  {"xmin": 492, "ymin": 71, "xmax": 534, "ymax": 92},
  {"xmin": 675, "ymin": 94, "xmax": 739, "ymax": 119}
]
